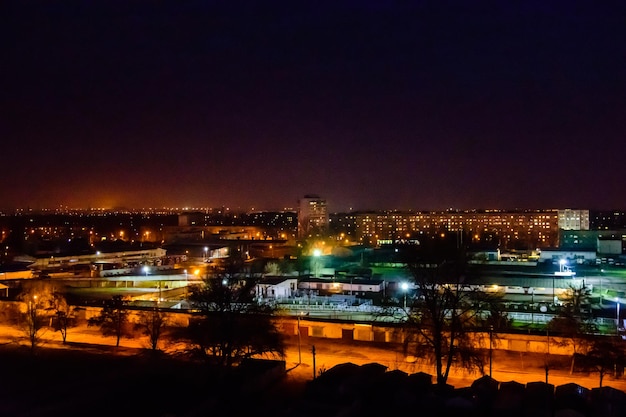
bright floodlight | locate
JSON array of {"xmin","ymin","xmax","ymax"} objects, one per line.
[
  {"xmin": 401, "ymin": 282, "xmax": 409, "ymax": 291},
  {"xmin": 143, "ymin": 266, "xmax": 149, "ymax": 274},
  {"xmin": 313, "ymin": 248, "xmax": 322, "ymax": 257},
  {"xmin": 559, "ymin": 259, "xmax": 566, "ymax": 265}
]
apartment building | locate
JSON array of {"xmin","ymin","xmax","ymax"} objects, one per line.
[
  {"xmin": 330, "ymin": 209, "xmax": 567, "ymax": 249},
  {"xmin": 297, "ymin": 195, "xmax": 329, "ymax": 239}
]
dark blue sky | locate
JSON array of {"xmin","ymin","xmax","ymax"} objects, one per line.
[{"xmin": 3, "ymin": 1, "xmax": 625, "ymax": 212}]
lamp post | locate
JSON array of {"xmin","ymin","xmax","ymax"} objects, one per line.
[
  {"xmin": 616, "ymin": 298, "xmax": 621, "ymax": 336},
  {"xmin": 553, "ymin": 259, "xmax": 565, "ymax": 305},
  {"xmin": 184, "ymin": 269, "xmax": 188, "ymax": 300},
  {"xmin": 600, "ymin": 269, "xmax": 604, "ymax": 303},
  {"xmin": 312, "ymin": 249, "xmax": 321, "ymax": 277},
  {"xmin": 297, "ymin": 313, "xmax": 302, "ymax": 364},
  {"xmin": 312, "ymin": 345, "xmax": 316, "ymax": 379},
  {"xmin": 531, "ymin": 289, "xmax": 534, "ymax": 325},
  {"xmin": 543, "ymin": 327, "xmax": 550, "ymax": 384},
  {"xmin": 401, "ymin": 282, "xmax": 409, "ymax": 309},
  {"xmin": 489, "ymin": 325, "xmax": 494, "ymax": 378}
]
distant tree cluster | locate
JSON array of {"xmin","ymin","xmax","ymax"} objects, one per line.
[
  {"xmin": 180, "ymin": 256, "xmax": 286, "ymax": 367},
  {"xmin": 390, "ymin": 238, "xmax": 626, "ymax": 388},
  {"xmin": 4, "ymin": 240, "xmax": 626, "ymax": 391},
  {"xmin": 4, "ymin": 254, "xmax": 286, "ymax": 372}
]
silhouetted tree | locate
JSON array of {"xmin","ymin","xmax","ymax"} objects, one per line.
[
  {"xmin": 583, "ymin": 337, "xmax": 626, "ymax": 387},
  {"xmin": 49, "ymin": 289, "xmax": 78, "ymax": 344},
  {"xmin": 397, "ymin": 240, "xmax": 487, "ymax": 386},
  {"xmin": 474, "ymin": 291, "xmax": 512, "ymax": 332},
  {"xmin": 88, "ymin": 295, "xmax": 130, "ymax": 347},
  {"xmin": 264, "ymin": 261, "xmax": 281, "ymax": 276},
  {"xmin": 18, "ymin": 280, "xmax": 57, "ymax": 352},
  {"xmin": 135, "ymin": 304, "xmax": 168, "ymax": 350},
  {"xmin": 547, "ymin": 282, "xmax": 596, "ymax": 374},
  {"xmin": 183, "ymin": 255, "xmax": 285, "ymax": 368}
]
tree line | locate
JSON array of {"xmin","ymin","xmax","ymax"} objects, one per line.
[
  {"xmin": 388, "ymin": 240, "xmax": 626, "ymax": 388},
  {"xmin": 4, "ymin": 242, "xmax": 626, "ymax": 388},
  {"xmin": 5, "ymin": 256, "xmax": 287, "ymax": 371}
]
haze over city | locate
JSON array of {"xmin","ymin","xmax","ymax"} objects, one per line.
[{"xmin": 3, "ymin": 1, "xmax": 625, "ymax": 212}]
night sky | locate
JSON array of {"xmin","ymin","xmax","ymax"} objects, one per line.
[{"xmin": 3, "ymin": 1, "xmax": 625, "ymax": 212}]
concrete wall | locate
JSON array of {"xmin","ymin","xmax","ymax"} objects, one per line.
[
  {"xmin": 4, "ymin": 300, "xmax": 577, "ymax": 357},
  {"xmin": 280, "ymin": 317, "xmax": 575, "ymax": 356}
]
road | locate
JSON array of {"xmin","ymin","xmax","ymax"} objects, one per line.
[
  {"xmin": 2, "ymin": 322, "xmax": 624, "ymax": 393},
  {"xmin": 282, "ymin": 335, "xmax": 626, "ymax": 392}
]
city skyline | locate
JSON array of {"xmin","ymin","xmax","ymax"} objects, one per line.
[{"xmin": 3, "ymin": 1, "xmax": 625, "ymax": 212}]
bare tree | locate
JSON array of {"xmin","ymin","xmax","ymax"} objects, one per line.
[
  {"xmin": 24, "ymin": 294, "xmax": 44, "ymax": 352},
  {"xmin": 88, "ymin": 295, "xmax": 131, "ymax": 347},
  {"xmin": 135, "ymin": 304, "xmax": 168, "ymax": 350},
  {"xmin": 49, "ymin": 290, "xmax": 78, "ymax": 344},
  {"xmin": 18, "ymin": 280, "xmax": 56, "ymax": 352},
  {"xmin": 182, "ymin": 254, "xmax": 286, "ymax": 368},
  {"xmin": 547, "ymin": 282, "xmax": 597, "ymax": 374},
  {"xmin": 263, "ymin": 261, "xmax": 281, "ymax": 276},
  {"xmin": 398, "ymin": 242, "xmax": 487, "ymax": 386},
  {"xmin": 583, "ymin": 337, "xmax": 626, "ymax": 387}
]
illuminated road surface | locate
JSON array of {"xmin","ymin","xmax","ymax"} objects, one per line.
[{"xmin": 1, "ymin": 323, "xmax": 625, "ymax": 392}]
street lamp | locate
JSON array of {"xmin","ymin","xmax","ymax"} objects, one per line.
[
  {"xmin": 489, "ymin": 325, "xmax": 494, "ymax": 378},
  {"xmin": 401, "ymin": 282, "xmax": 409, "ymax": 309},
  {"xmin": 183, "ymin": 269, "xmax": 188, "ymax": 300},
  {"xmin": 203, "ymin": 247, "xmax": 208, "ymax": 262},
  {"xmin": 530, "ymin": 289, "xmax": 535, "ymax": 324},
  {"xmin": 143, "ymin": 265, "xmax": 149, "ymax": 277},
  {"xmin": 312, "ymin": 249, "xmax": 321, "ymax": 277},
  {"xmin": 600, "ymin": 269, "xmax": 604, "ymax": 302},
  {"xmin": 297, "ymin": 313, "xmax": 303, "ymax": 364},
  {"xmin": 616, "ymin": 297, "xmax": 621, "ymax": 336}
]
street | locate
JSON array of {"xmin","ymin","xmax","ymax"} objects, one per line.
[{"xmin": 1, "ymin": 322, "xmax": 624, "ymax": 393}]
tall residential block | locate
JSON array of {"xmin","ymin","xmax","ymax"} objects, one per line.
[{"xmin": 297, "ymin": 194, "xmax": 328, "ymax": 238}]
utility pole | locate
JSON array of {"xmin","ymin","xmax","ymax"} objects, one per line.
[
  {"xmin": 297, "ymin": 315, "xmax": 302, "ymax": 364},
  {"xmin": 617, "ymin": 299, "xmax": 621, "ymax": 336},
  {"xmin": 531, "ymin": 290, "xmax": 534, "ymax": 325},
  {"xmin": 489, "ymin": 325, "xmax": 494, "ymax": 378},
  {"xmin": 545, "ymin": 327, "xmax": 550, "ymax": 384},
  {"xmin": 312, "ymin": 345, "xmax": 316, "ymax": 379}
]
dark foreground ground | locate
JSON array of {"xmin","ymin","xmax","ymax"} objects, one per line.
[
  {"xmin": 0, "ymin": 343, "xmax": 308, "ymax": 417},
  {"xmin": 1, "ymin": 340, "xmax": 625, "ymax": 417}
]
